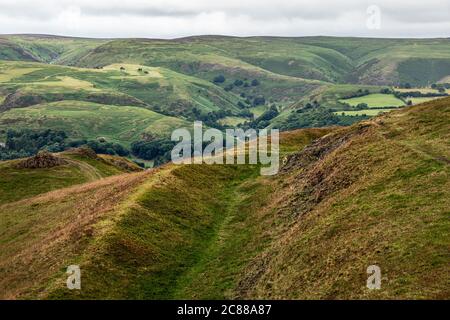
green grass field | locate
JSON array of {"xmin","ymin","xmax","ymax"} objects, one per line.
[
  {"xmin": 0, "ymin": 100, "xmax": 188, "ymax": 146},
  {"xmin": 339, "ymin": 93, "xmax": 404, "ymax": 108},
  {"xmin": 335, "ymin": 109, "xmax": 395, "ymax": 116}
]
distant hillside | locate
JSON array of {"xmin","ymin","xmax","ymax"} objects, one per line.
[
  {"xmin": 0, "ymin": 35, "xmax": 448, "ymax": 149},
  {"xmin": 2, "ymin": 35, "xmax": 450, "ymax": 87},
  {"xmin": 1, "ymin": 97, "xmax": 448, "ymax": 299}
]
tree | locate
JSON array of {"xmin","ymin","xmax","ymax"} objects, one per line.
[
  {"xmin": 213, "ymin": 75, "xmax": 225, "ymax": 83},
  {"xmin": 251, "ymin": 79, "xmax": 260, "ymax": 86},
  {"xmin": 234, "ymin": 79, "xmax": 243, "ymax": 86},
  {"xmin": 237, "ymin": 101, "xmax": 246, "ymax": 109},
  {"xmin": 356, "ymin": 103, "xmax": 368, "ymax": 110},
  {"xmin": 252, "ymin": 96, "xmax": 266, "ymax": 106}
]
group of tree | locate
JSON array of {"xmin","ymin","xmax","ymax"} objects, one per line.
[
  {"xmin": 394, "ymin": 91, "xmax": 448, "ymax": 98},
  {"xmin": 342, "ymin": 89, "xmax": 370, "ymax": 99},
  {"xmin": 131, "ymin": 138, "xmax": 175, "ymax": 165},
  {"xmin": 243, "ymin": 105, "xmax": 279, "ymax": 129},
  {"xmin": 280, "ymin": 107, "xmax": 346, "ymax": 131},
  {"xmin": 431, "ymin": 83, "xmax": 450, "ymax": 92},
  {"xmin": 0, "ymin": 129, "xmax": 68, "ymax": 160},
  {"xmin": 212, "ymin": 75, "xmax": 261, "ymax": 88},
  {"xmin": 0, "ymin": 129, "xmax": 130, "ymax": 161}
]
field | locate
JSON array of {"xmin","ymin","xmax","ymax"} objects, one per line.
[
  {"xmin": 0, "ymin": 100, "xmax": 188, "ymax": 146},
  {"xmin": 334, "ymin": 109, "xmax": 395, "ymax": 116},
  {"xmin": 339, "ymin": 93, "xmax": 404, "ymax": 108}
]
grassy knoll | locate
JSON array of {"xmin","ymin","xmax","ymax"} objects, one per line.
[
  {"xmin": 0, "ymin": 149, "xmax": 140, "ymax": 204},
  {"xmin": 339, "ymin": 93, "xmax": 404, "ymax": 108},
  {"xmin": 233, "ymin": 98, "xmax": 450, "ymax": 299}
]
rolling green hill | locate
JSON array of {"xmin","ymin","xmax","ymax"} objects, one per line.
[
  {"xmin": 1, "ymin": 35, "xmax": 449, "ymax": 150},
  {"xmin": 0, "ymin": 97, "xmax": 448, "ymax": 299},
  {"xmin": 0, "ymin": 100, "xmax": 188, "ymax": 147}
]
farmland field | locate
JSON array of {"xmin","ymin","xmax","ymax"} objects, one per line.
[
  {"xmin": 408, "ymin": 96, "xmax": 443, "ymax": 105},
  {"xmin": 339, "ymin": 93, "xmax": 405, "ymax": 108},
  {"xmin": 334, "ymin": 109, "xmax": 395, "ymax": 116},
  {"xmin": 218, "ymin": 116, "xmax": 248, "ymax": 126}
]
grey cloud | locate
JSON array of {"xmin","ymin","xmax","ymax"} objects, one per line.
[{"xmin": 0, "ymin": 0, "xmax": 448, "ymax": 38}]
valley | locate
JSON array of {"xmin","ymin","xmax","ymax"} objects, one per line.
[{"xmin": 0, "ymin": 34, "xmax": 449, "ymax": 300}]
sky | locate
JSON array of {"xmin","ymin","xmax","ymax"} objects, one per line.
[{"xmin": 0, "ymin": 0, "xmax": 449, "ymax": 39}]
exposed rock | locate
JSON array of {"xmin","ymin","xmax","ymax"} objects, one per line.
[{"xmin": 15, "ymin": 151, "xmax": 67, "ymax": 169}]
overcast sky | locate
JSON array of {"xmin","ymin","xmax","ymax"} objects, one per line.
[{"xmin": 1, "ymin": 0, "xmax": 449, "ymax": 39}]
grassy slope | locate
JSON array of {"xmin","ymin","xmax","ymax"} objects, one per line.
[
  {"xmin": 0, "ymin": 100, "xmax": 188, "ymax": 146},
  {"xmin": 2, "ymin": 36, "xmax": 450, "ymax": 133},
  {"xmin": 0, "ymin": 149, "xmax": 141, "ymax": 204},
  {"xmin": 233, "ymin": 98, "xmax": 450, "ymax": 299},
  {"xmin": 0, "ymin": 35, "xmax": 105, "ymax": 64}
]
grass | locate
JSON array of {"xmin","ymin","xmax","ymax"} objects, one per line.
[
  {"xmin": 339, "ymin": 93, "xmax": 404, "ymax": 108},
  {"xmin": 335, "ymin": 109, "xmax": 395, "ymax": 116},
  {"xmin": 0, "ymin": 100, "xmax": 188, "ymax": 146},
  {"xmin": 0, "ymin": 149, "xmax": 138, "ymax": 204},
  {"xmin": 408, "ymin": 97, "xmax": 442, "ymax": 105},
  {"xmin": 218, "ymin": 116, "xmax": 248, "ymax": 126},
  {"xmin": 249, "ymin": 105, "xmax": 268, "ymax": 118}
]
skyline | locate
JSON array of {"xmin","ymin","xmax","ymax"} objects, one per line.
[{"xmin": 0, "ymin": 0, "xmax": 449, "ymax": 39}]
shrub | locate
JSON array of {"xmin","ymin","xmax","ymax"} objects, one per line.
[{"xmin": 213, "ymin": 75, "xmax": 225, "ymax": 83}]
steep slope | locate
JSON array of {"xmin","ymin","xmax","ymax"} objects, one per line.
[
  {"xmin": 0, "ymin": 35, "xmax": 105, "ymax": 64},
  {"xmin": 233, "ymin": 98, "xmax": 450, "ymax": 299}
]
